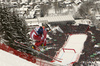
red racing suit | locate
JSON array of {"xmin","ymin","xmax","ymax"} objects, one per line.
[{"xmin": 30, "ymin": 26, "xmax": 47, "ymax": 47}]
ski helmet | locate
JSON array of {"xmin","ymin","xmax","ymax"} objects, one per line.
[{"xmin": 37, "ymin": 26, "xmax": 43, "ymax": 34}]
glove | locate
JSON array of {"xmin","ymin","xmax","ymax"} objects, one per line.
[
  {"xmin": 32, "ymin": 45, "xmax": 36, "ymax": 49},
  {"xmin": 41, "ymin": 44, "xmax": 44, "ymax": 46}
]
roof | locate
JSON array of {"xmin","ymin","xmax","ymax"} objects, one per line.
[
  {"xmin": 25, "ymin": 15, "xmax": 74, "ymax": 24},
  {"xmin": 73, "ymin": 19, "xmax": 93, "ymax": 26}
]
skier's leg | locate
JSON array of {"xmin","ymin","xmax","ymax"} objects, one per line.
[{"xmin": 35, "ymin": 41, "xmax": 43, "ymax": 47}]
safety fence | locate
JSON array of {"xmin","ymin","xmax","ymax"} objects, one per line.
[{"xmin": 0, "ymin": 43, "xmax": 54, "ymax": 66}]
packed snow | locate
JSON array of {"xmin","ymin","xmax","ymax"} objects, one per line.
[
  {"xmin": 53, "ymin": 34, "xmax": 87, "ymax": 65},
  {"xmin": 0, "ymin": 50, "xmax": 38, "ymax": 66}
]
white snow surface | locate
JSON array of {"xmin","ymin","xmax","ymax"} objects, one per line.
[
  {"xmin": 53, "ymin": 34, "xmax": 87, "ymax": 65},
  {"xmin": 0, "ymin": 49, "xmax": 38, "ymax": 66}
]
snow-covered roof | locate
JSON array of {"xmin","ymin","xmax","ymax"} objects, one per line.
[
  {"xmin": 73, "ymin": 19, "xmax": 93, "ymax": 26},
  {"xmin": 94, "ymin": 1, "xmax": 100, "ymax": 4},
  {"xmin": 52, "ymin": 0, "xmax": 62, "ymax": 2},
  {"xmin": 25, "ymin": 15, "xmax": 74, "ymax": 23},
  {"xmin": 95, "ymin": 11, "xmax": 100, "ymax": 20},
  {"xmin": 63, "ymin": 0, "xmax": 72, "ymax": 4},
  {"xmin": 74, "ymin": 0, "xmax": 82, "ymax": 4}
]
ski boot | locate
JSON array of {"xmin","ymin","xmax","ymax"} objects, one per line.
[{"xmin": 31, "ymin": 45, "xmax": 40, "ymax": 51}]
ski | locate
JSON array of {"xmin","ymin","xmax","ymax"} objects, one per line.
[
  {"xmin": 14, "ymin": 40, "xmax": 62, "ymax": 62},
  {"xmin": 14, "ymin": 40, "xmax": 40, "ymax": 52},
  {"xmin": 13, "ymin": 41, "xmax": 39, "ymax": 54},
  {"xmin": 14, "ymin": 40, "xmax": 28, "ymax": 47}
]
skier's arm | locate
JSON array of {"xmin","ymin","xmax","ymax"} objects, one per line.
[
  {"xmin": 33, "ymin": 35, "xmax": 42, "ymax": 41},
  {"xmin": 30, "ymin": 29, "xmax": 42, "ymax": 41},
  {"xmin": 43, "ymin": 29, "xmax": 47, "ymax": 46}
]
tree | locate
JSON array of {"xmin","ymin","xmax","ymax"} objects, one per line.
[
  {"xmin": 78, "ymin": 1, "xmax": 100, "ymax": 29},
  {"xmin": 78, "ymin": 2, "xmax": 94, "ymax": 18},
  {"xmin": 40, "ymin": 3, "xmax": 50, "ymax": 17},
  {"xmin": 53, "ymin": 0, "xmax": 59, "ymax": 14},
  {"xmin": 97, "ymin": 23, "xmax": 100, "ymax": 29},
  {"xmin": 0, "ymin": 4, "xmax": 29, "ymax": 46}
]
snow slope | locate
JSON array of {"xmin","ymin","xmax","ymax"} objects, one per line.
[
  {"xmin": 53, "ymin": 34, "xmax": 87, "ymax": 65},
  {"xmin": 0, "ymin": 49, "xmax": 38, "ymax": 66}
]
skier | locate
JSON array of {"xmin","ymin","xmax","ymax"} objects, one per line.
[{"xmin": 30, "ymin": 26, "xmax": 47, "ymax": 50}]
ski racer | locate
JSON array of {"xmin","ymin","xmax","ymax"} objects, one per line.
[{"xmin": 30, "ymin": 26, "xmax": 47, "ymax": 50}]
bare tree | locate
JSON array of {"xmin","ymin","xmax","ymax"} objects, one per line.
[
  {"xmin": 78, "ymin": 1, "xmax": 100, "ymax": 29},
  {"xmin": 97, "ymin": 23, "xmax": 100, "ymax": 29},
  {"xmin": 40, "ymin": 3, "xmax": 50, "ymax": 17},
  {"xmin": 78, "ymin": 2, "xmax": 94, "ymax": 18},
  {"xmin": 53, "ymin": 0, "xmax": 59, "ymax": 14}
]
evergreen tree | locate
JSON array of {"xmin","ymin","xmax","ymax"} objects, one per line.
[{"xmin": 0, "ymin": 4, "xmax": 29, "ymax": 46}]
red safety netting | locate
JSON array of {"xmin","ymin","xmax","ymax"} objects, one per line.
[{"xmin": 0, "ymin": 43, "xmax": 53, "ymax": 66}]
